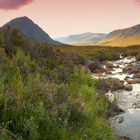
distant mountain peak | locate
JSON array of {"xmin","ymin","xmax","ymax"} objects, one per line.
[
  {"xmin": 55, "ymin": 32, "xmax": 107, "ymax": 46},
  {"xmin": 15, "ymin": 16, "xmax": 31, "ymax": 20},
  {"xmin": 2, "ymin": 16, "xmax": 59, "ymax": 44},
  {"xmin": 97, "ymin": 24, "xmax": 140, "ymax": 47},
  {"xmin": 7, "ymin": 16, "xmax": 35, "ymax": 25}
]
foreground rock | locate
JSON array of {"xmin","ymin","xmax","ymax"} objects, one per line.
[
  {"xmin": 123, "ymin": 65, "xmax": 139, "ymax": 74},
  {"xmin": 124, "ymin": 84, "xmax": 133, "ymax": 91},
  {"xmin": 120, "ymin": 136, "xmax": 132, "ymax": 140},
  {"xmin": 106, "ymin": 62, "xmax": 114, "ymax": 69},
  {"xmin": 132, "ymin": 103, "xmax": 140, "ymax": 108},
  {"xmin": 134, "ymin": 61, "xmax": 140, "ymax": 69},
  {"xmin": 133, "ymin": 73, "xmax": 140, "ymax": 78},
  {"xmin": 97, "ymin": 78, "xmax": 124, "ymax": 92},
  {"xmin": 85, "ymin": 60, "xmax": 102, "ymax": 72},
  {"xmin": 127, "ymin": 79, "xmax": 140, "ymax": 84},
  {"xmin": 123, "ymin": 61, "xmax": 140, "ymax": 74}
]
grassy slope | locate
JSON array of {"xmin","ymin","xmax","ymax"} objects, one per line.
[
  {"xmin": 97, "ymin": 35, "xmax": 140, "ymax": 47},
  {"xmin": 54, "ymin": 45, "xmax": 124, "ymax": 61},
  {"xmin": 54, "ymin": 44, "xmax": 140, "ymax": 63}
]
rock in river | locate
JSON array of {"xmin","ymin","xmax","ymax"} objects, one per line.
[
  {"xmin": 85, "ymin": 60, "xmax": 102, "ymax": 72},
  {"xmin": 127, "ymin": 79, "xmax": 140, "ymax": 84},
  {"xmin": 123, "ymin": 65, "xmax": 139, "ymax": 74},
  {"xmin": 97, "ymin": 78, "xmax": 124, "ymax": 92},
  {"xmin": 124, "ymin": 84, "xmax": 133, "ymax": 91},
  {"xmin": 133, "ymin": 73, "xmax": 140, "ymax": 79},
  {"xmin": 106, "ymin": 62, "xmax": 114, "ymax": 69}
]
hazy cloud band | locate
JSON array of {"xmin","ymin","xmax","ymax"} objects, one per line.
[
  {"xmin": 134, "ymin": 0, "xmax": 140, "ymax": 5},
  {"xmin": 0, "ymin": 0, "xmax": 34, "ymax": 10}
]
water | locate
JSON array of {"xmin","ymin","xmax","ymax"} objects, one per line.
[
  {"xmin": 111, "ymin": 109, "xmax": 140, "ymax": 140},
  {"xmin": 93, "ymin": 56, "xmax": 140, "ymax": 140}
]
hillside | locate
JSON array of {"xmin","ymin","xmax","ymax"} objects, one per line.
[
  {"xmin": 2, "ymin": 16, "xmax": 59, "ymax": 44},
  {"xmin": 97, "ymin": 24, "xmax": 140, "ymax": 47},
  {"xmin": 55, "ymin": 32, "xmax": 107, "ymax": 46}
]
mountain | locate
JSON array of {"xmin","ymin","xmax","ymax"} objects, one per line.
[
  {"xmin": 97, "ymin": 24, "xmax": 140, "ymax": 47},
  {"xmin": 2, "ymin": 16, "xmax": 59, "ymax": 44},
  {"xmin": 55, "ymin": 32, "xmax": 107, "ymax": 46}
]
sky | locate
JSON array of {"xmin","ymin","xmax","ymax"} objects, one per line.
[{"xmin": 0, "ymin": 0, "xmax": 140, "ymax": 38}]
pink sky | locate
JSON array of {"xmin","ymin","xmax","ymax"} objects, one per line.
[{"xmin": 0, "ymin": 0, "xmax": 140, "ymax": 38}]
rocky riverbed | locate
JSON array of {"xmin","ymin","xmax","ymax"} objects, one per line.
[{"xmin": 92, "ymin": 55, "xmax": 140, "ymax": 140}]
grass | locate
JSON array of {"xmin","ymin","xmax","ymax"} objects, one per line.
[
  {"xmin": 97, "ymin": 35, "xmax": 140, "ymax": 47},
  {"xmin": 53, "ymin": 44, "xmax": 140, "ymax": 61},
  {"xmin": 53, "ymin": 45, "xmax": 124, "ymax": 61}
]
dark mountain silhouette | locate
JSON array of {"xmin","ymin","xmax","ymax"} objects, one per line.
[{"xmin": 2, "ymin": 16, "xmax": 59, "ymax": 44}]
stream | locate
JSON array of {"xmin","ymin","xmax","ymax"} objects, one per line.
[{"xmin": 93, "ymin": 56, "xmax": 140, "ymax": 140}]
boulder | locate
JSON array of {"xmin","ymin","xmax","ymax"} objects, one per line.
[
  {"xmin": 123, "ymin": 65, "xmax": 139, "ymax": 74},
  {"xmin": 113, "ymin": 106, "xmax": 124, "ymax": 114},
  {"xmin": 106, "ymin": 62, "xmax": 114, "ymax": 69},
  {"xmin": 123, "ymin": 61, "xmax": 140, "ymax": 74},
  {"xmin": 127, "ymin": 79, "xmax": 140, "ymax": 84},
  {"xmin": 134, "ymin": 61, "xmax": 140, "ymax": 69},
  {"xmin": 97, "ymin": 78, "xmax": 124, "ymax": 92},
  {"xmin": 124, "ymin": 84, "xmax": 133, "ymax": 91},
  {"xmin": 120, "ymin": 136, "xmax": 132, "ymax": 140},
  {"xmin": 133, "ymin": 73, "xmax": 140, "ymax": 79},
  {"xmin": 132, "ymin": 103, "xmax": 140, "ymax": 108},
  {"xmin": 94, "ymin": 68, "xmax": 106, "ymax": 73},
  {"xmin": 106, "ymin": 71, "xmax": 112, "ymax": 75},
  {"xmin": 85, "ymin": 60, "xmax": 102, "ymax": 72},
  {"xmin": 124, "ymin": 76, "xmax": 130, "ymax": 80},
  {"xmin": 136, "ymin": 94, "xmax": 140, "ymax": 98},
  {"xmin": 114, "ymin": 65, "xmax": 120, "ymax": 68}
]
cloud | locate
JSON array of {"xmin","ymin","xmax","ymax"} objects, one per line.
[
  {"xmin": 0, "ymin": 0, "xmax": 34, "ymax": 10},
  {"xmin": 134, "ymin": 0, "xmax": 140, "ymax": 5}
]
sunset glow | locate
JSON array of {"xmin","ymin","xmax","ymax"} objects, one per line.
[{"xmin": 0, "ymin": 0, "xmax": 140, "ymax": 37}]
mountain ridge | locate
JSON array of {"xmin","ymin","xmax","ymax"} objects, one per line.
[
  {"xmin": 97, "ymin": 24, "xmax": 140, "ymax": 47},
  {"xmin": 1, "ymin": 16, "xmax": 59, "ymax": 45},
  {"xmin": 2, "ymin": 16, "xmax": 140, "ymax": 47},
  {"xmin": 55, "ymin": 32, "xmax": 107, "ymax": 46}
]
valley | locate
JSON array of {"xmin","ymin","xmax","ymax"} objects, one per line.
[
  {"xmin": 55, "ymin": 33, "xmax": 107, "ymax": 46},
  {"xmin": 55, "ymin": 24, "xmax": 140, "ymax": 47},
  {"xmin": 0, "ymin": 16, "xmax": 140, "ymax": 140}
]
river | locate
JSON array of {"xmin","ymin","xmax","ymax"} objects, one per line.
[{"xmin": 93, "ymin": 56, "xmax": 140, "ymax": 140}]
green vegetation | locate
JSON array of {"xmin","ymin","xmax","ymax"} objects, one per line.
[
  {"xmin": 53, "ymin": 45, "xmax": 123, "ymax": 61},
  {"xmin": 1, "ymin": 26, "xmax": 140, "ymax": 140},
  {"xmin": 124, "ymin": 45, "xmax": 140, "ymax": 61},
  {"xmin": 0, "ymin": 27, "xmax": 120, "ymax": 140},
  {"xmin": 54, "ymin": 44, "xmax": 140, "ymax": 62}
]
